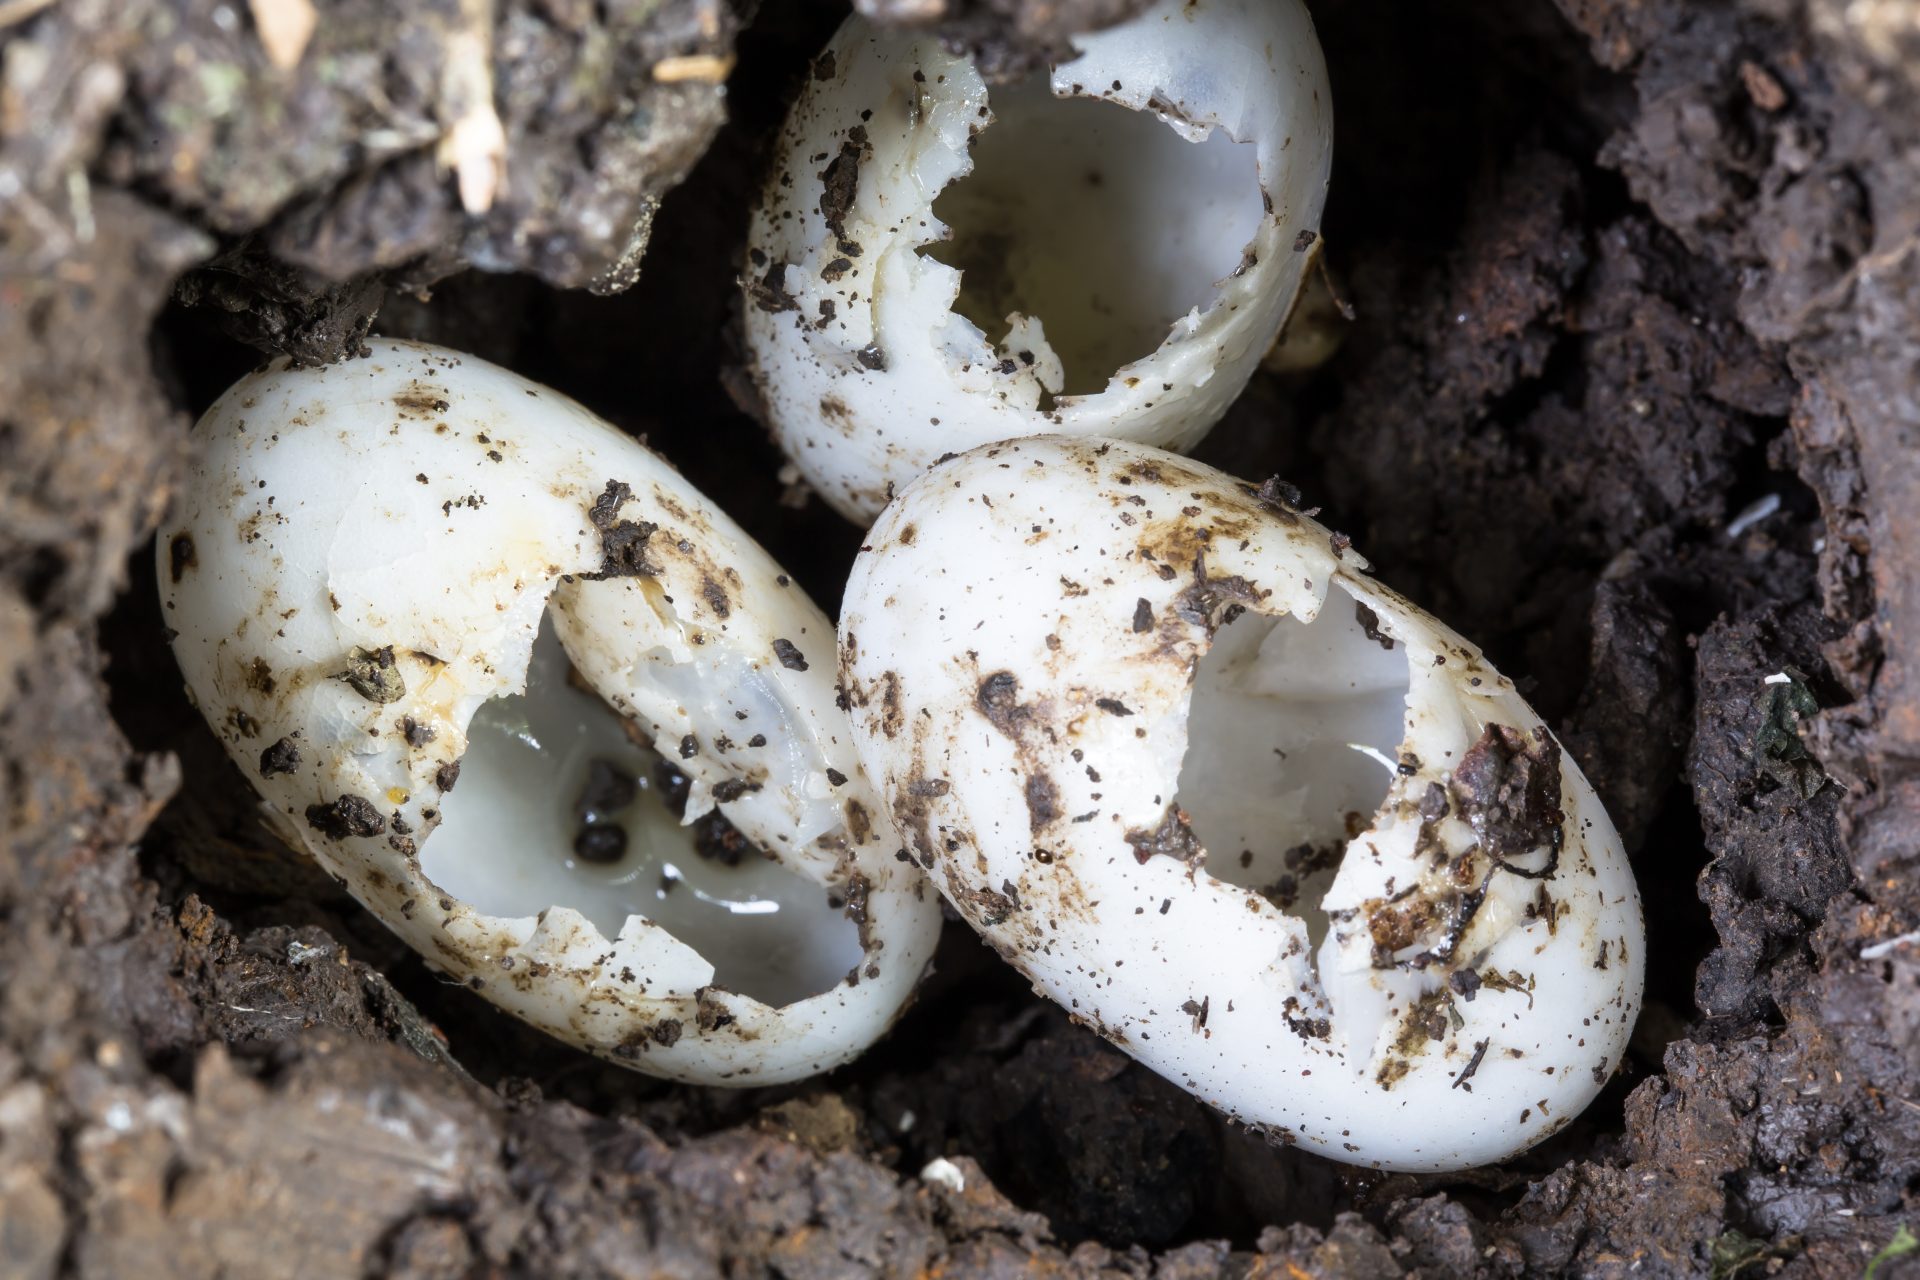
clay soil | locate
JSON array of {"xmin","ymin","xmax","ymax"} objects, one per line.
[{"xmin": 5, "ymin": 0, "xmax": 1920, "ymax": 1276}]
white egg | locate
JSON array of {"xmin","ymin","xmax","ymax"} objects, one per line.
[
  {"xmin": 838, "ymin": 436, "xmax": 1645, "ymax": 1171},
  {"xmin": 742, "ymin": 0, "xmax": 1332, "ymax": 523},
  {"xmin": 160, "ymin": 338, "xmax": 940, "ymax": 1085}
]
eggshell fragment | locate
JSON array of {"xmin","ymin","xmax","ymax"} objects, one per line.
[
  {"xmin": 743, "ymin": 0, "xmax": 1333, "ymax": 522},
  {"xmin": 160, "ymin": 338, "xmax": 939, "ymax": 1084},
  {"xmin": 838, "ymin": 436, "xmax": 1644, "ymax": 1170}
]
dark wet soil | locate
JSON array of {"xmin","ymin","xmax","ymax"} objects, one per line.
[{"xmin": 5, "ymin": 0, "xmax": 1920, "ymax": 1275}]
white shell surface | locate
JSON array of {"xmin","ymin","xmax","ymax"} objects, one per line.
[
  {"xmin": 743, "ymin": 0, "xmax": 1332, "ymax": 523},
  {"xmin": 160, "ymin": 338, "xmax": 939, "ymax": 1085},
  {"xmin": 838, "ymin": 437, "xmax": 1645, "ymax": 1170}
]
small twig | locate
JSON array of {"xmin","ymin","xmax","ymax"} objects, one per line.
[
  {"xmin": 1450, "ymin": 1037, "xmax": 1490, "ymax": 1091},
  {"xmin": 438, "ymin": 0, "xmax": 507, "ymax": 215},
  {"xmin": 1861, "ymin": 929, "xmax": 1920, "ymax": 961},
  {"xmin": 653, "ymin": 53, "xmax": 736, "ymax": 84}
]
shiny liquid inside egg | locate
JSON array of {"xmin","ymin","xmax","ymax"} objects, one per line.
[{"xmin": 424, "ymin": 618, "xmax": 864, "ymax": 1008}]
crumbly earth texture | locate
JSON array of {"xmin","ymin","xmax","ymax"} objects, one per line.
[{"xmin": 3, "ymin": 0, "xmax": 1919, "ymax": 1275}]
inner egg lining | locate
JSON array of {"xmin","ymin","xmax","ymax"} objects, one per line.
[
  {"xmin": 1174, "ymin": 588, "xmax": 1412, "ymax": 948},
  {"xmin": 923, "ymin": 75, "xmax": 1265, "ymax": 399},
  {"xmin": 422, "ymin": 614, "xmax": 863, "ymax": 1008}
]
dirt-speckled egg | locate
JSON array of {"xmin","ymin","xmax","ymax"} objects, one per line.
[
  {"xmin": 837, "ymin": 435, "xmax": 1644, "ymax": 1171},
  {"xmin": 159, "ymin": 338, "xmax": 939, "ymax": 1085},
  {"xmin": 743, "ymin": 0, "xmax": 1333, "ymax": 523}
]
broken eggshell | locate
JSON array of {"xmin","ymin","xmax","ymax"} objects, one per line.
[
  {"xmin": 838, "ymin": 437, "xmax": 1644, "ymax": 1170},
  {"xmin": 159, "ymin": 338, "xmax": 938, "ymax": 1084},
  {"xmin": 743, "ymin": 0, "xmax": 1332, "ymax": 523}
]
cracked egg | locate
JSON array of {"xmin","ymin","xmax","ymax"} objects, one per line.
[
  {"xmin": 159, "ymin": 338, "xmax": 939, "ymax": 1084},
  {"xmin": 837, "ymin": 435, "xmax": 1644, "ymax": 1170},
  {"xmin": 743, "ymin": 0, "xmax": 1332, "ymax": 523}
]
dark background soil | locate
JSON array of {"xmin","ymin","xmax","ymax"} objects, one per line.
[{"xmin": 4, "ymin": 0, "xmax": 1920, "ymax": 1275}]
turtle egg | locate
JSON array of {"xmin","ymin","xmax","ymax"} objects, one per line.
[
  {"xmin": 838, "ymin": 437, "xmax": 1644, "ymax": 1171},
  {"xmin": 160, "ymin": 338, "xmax": 939, "ymax": 1084},
  {"xmin": 742, "ymin": 0, "xmax": 1332, "ymax": 523}
]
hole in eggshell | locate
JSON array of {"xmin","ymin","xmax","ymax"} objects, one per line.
[
  {"xmin": 421, "ymin": 614, "xmax": 863, "ymax": 1008},
  {"xmin": 921, "ymin": 75, "xmax": 1265, "ymax": 399},
  {"xmin": 1176, "ymin": 584, "xmax": 1411, "ymax": 949}
]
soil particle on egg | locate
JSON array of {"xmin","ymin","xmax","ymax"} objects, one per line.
[
  {"xmin": 585, "ymin": 480, "xmax": 662, "ymax": 578},
  {"xmin": 1124, "ymin": 806, "xmax": 1203, "ymax": 866},
  {"xmin": 337, "ymin": 645, "xmax": 406, "ymax": 704},
  {"xmin": 975, "ymin": 670, "xmax": 1032, "ymax": 738},
  {"xmin": 305, "ymin": 794, "xmax": 388, "ymax": 840},
  {"xmin": 693, "ymin": 809, "xmax": 758, "ymax": 867},
  {"xmin": 772, "ymin": 638, "xmax": 810, "ymax": 671},
  {"xmin": 710, "ymin": 778, "xmax": 762, "ymax": 803},
  {"xmin": 1254, "ymin": 840, "xmax": 1341, "ymax": 913},
  {"xmin": 258, "ymin": 736, "xmax": 300, "ymax": 777},
  {"xmin": 1448, "ymin": 723, "xmax": 1564, "ymax": 867},
  {"xmin": 1171, "ymin": 553, "xmax": 1262, "ymax": 633},
  {"xmin": 747, "ymin": 261, "xmax": 803, "ymax": 315},
  {"xmin": 1353, "ymin": 600, "xmax": 1393, "ymax": 650}
]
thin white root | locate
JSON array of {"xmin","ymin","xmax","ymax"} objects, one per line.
[{"xmin": 439, "ymin": 0, "xmax": 507, "ymax": 215}]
